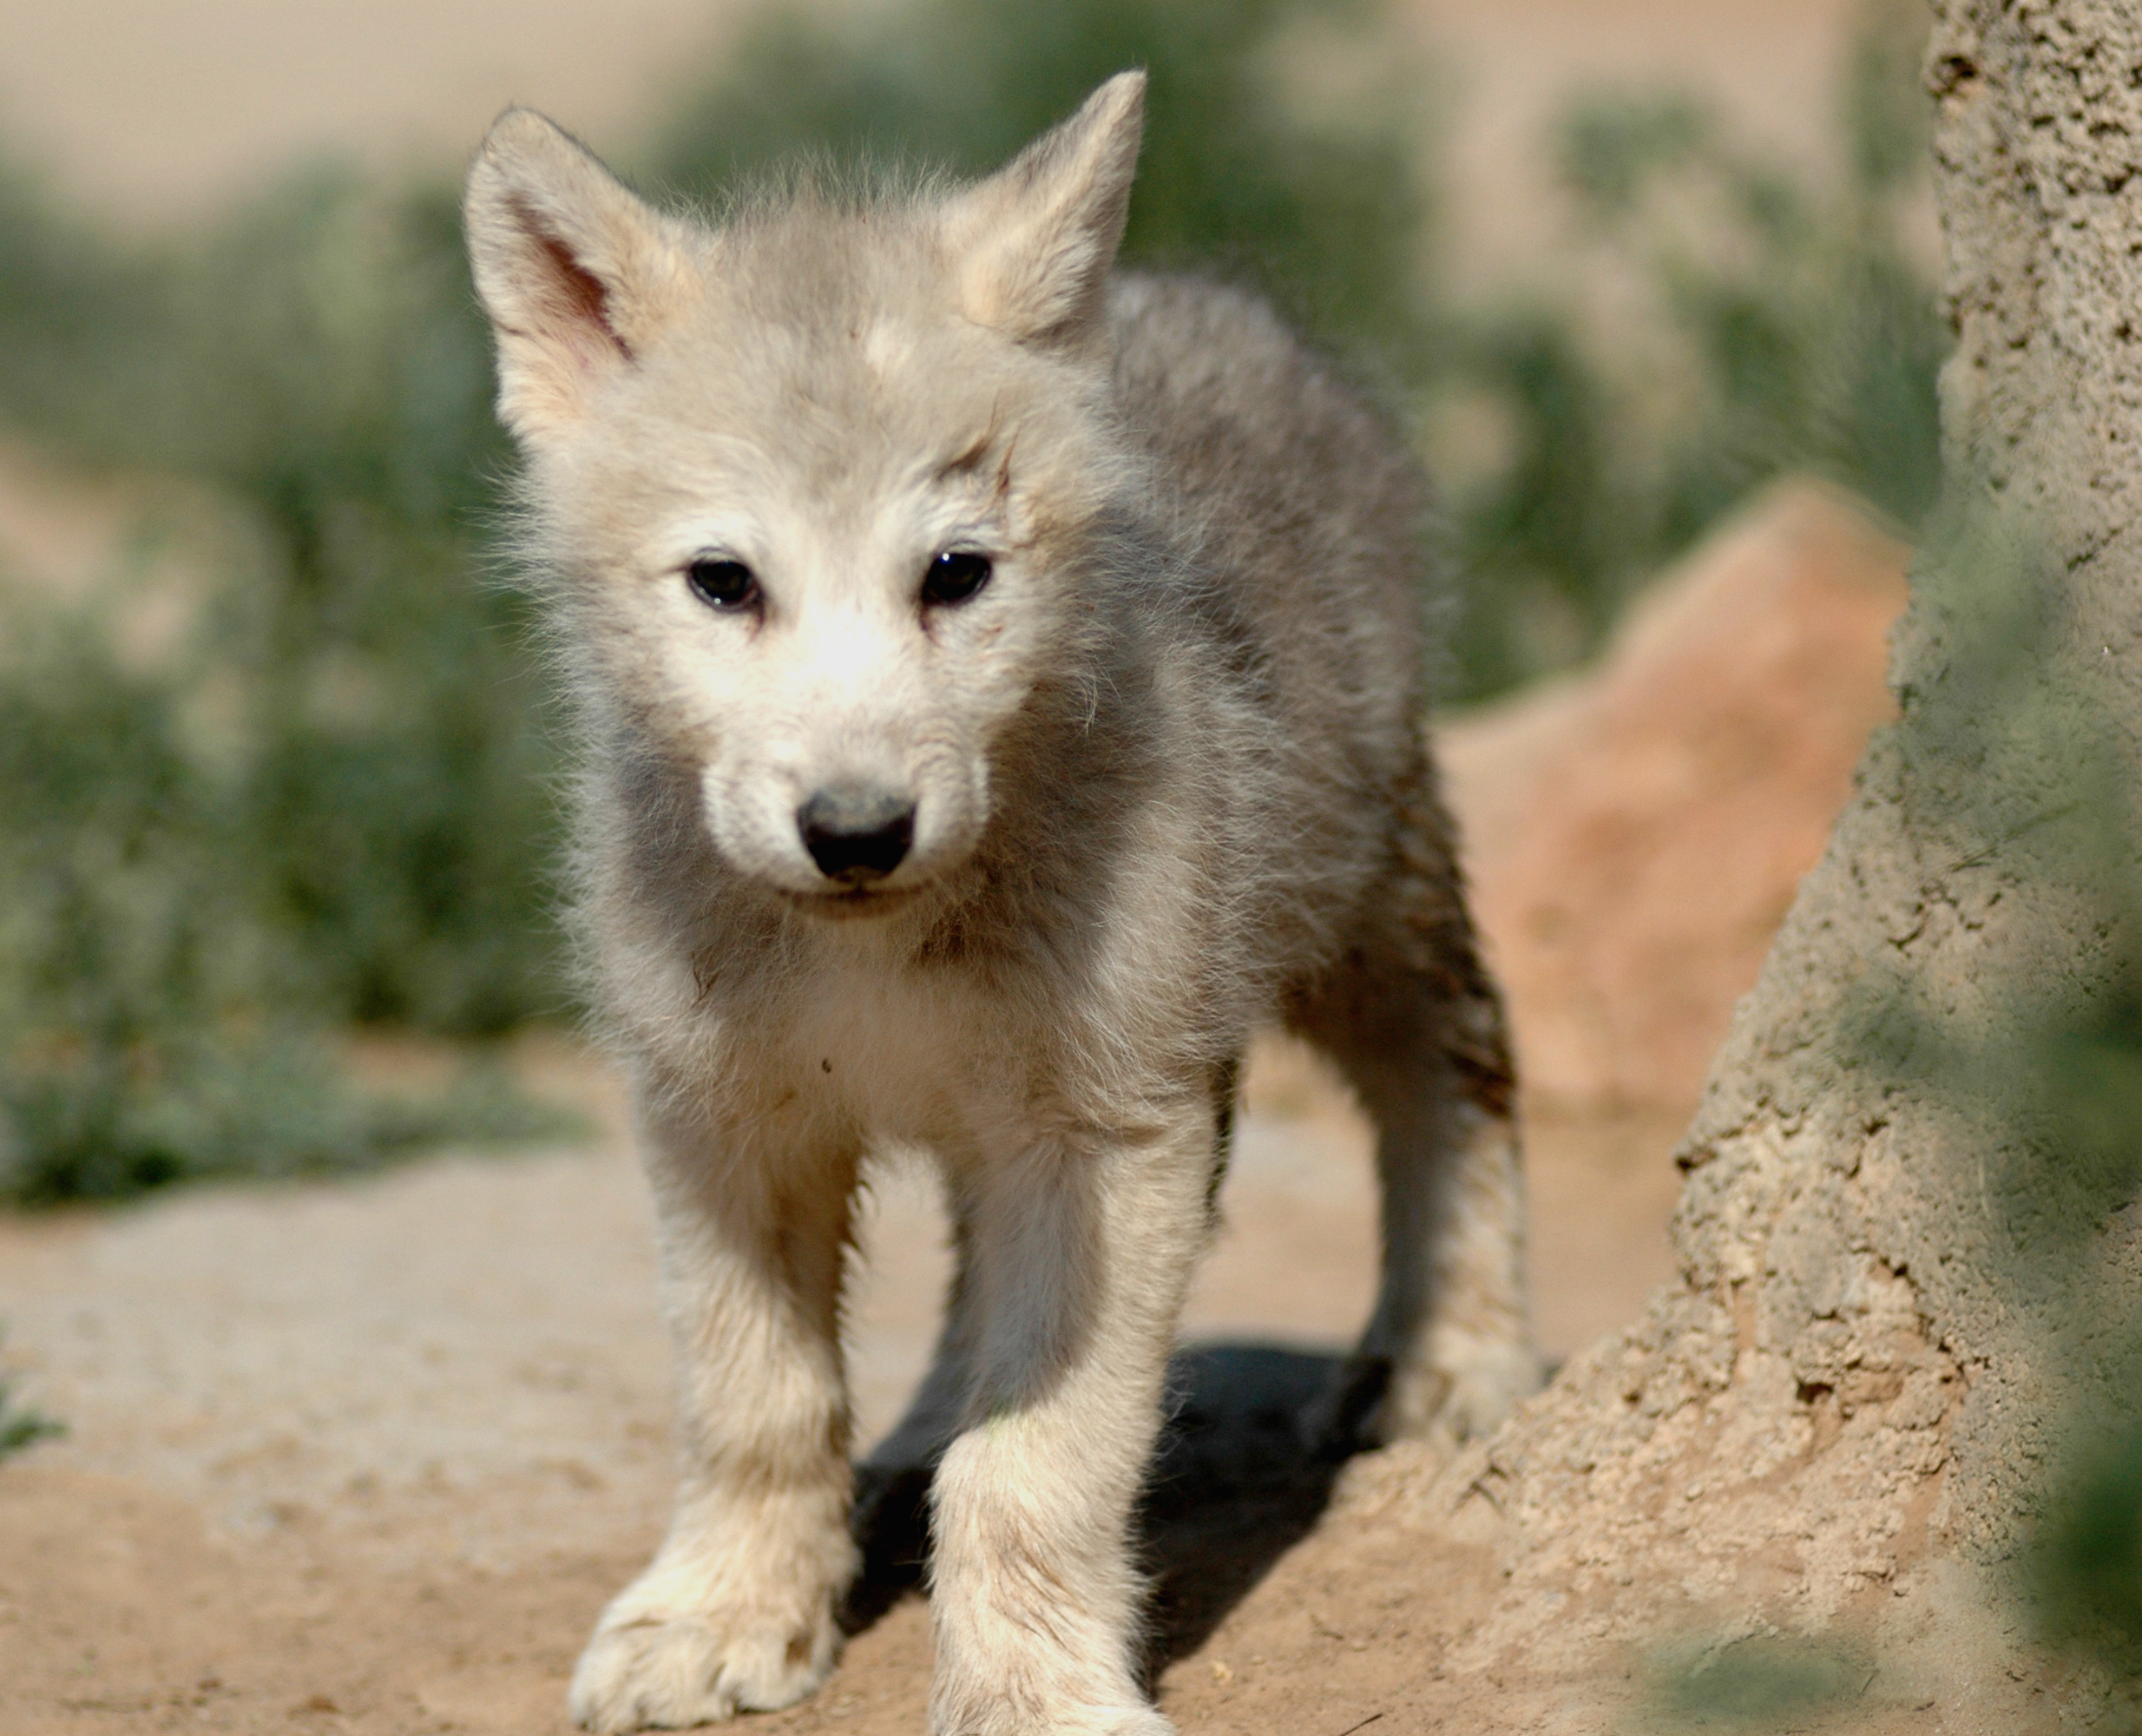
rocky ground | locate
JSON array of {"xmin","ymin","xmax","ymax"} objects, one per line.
[{"xmin": 0, "ymin": 484, "xmax": 1938, "ymax": 1734}]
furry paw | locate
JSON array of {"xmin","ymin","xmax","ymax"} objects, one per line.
[
  {"xmin": 929, "ymin": 1694, "xmax": 1174, "ymax": 1736},
  {"xmin": 1383, "ymin": 1335, "xmax": 1543, "ymax": 1450},
  {"xmin": 568, "ymin": 1607, "xmax": 838, "ymax": 1733},
  {"xmin": 1096, "ymin": 1706, "xmax": 1175, "ymax": 1736}
]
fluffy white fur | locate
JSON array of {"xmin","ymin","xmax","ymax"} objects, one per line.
[{"xmin": 464, "ymin": 73, "xmax": 1540, "ymax": 1736}]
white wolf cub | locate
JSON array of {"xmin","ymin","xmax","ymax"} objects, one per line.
[{"xmin": 464, "ymin": 72, "xmax": 1539, "ymax": 1736}]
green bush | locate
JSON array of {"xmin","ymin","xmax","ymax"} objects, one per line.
[
  {"xmin": 0, "ymin": 174, "xmax": 573, "ymax": 1202},
  {"xmin": 5, "ymin": 173, "xmax": 555, "ymax": 1031},
  {"xmin": 1437, "ymin": 0, "xmax": 1943, "ymax": 693},
  {"xmin": 0, "ymin": 598, "xmax": 574, "ymax": 1204}
]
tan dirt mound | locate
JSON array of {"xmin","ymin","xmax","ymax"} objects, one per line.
[{"xmin": 1445, "ymin": 478, "xmax": 1909, "ymax": 1116}]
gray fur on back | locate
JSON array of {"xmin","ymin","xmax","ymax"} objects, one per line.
[{"xmin": 1105, "ymin": 272, "xmax": 1434, "ymax": 981}]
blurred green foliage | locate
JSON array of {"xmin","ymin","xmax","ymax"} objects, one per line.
[
  {"xmin": 651, "ymin": 0, "xmax": 1431, "ymax": 373},
  {"xmin": 1843, "ymin": 515, "xmax": 2142, "ymax": 1277},
  {"xmin": 0, "ymin": 1383, "xmax": 62, "ymax": 1461},
  {"xmin": 0, "ymin": 168, "xmax": 550, "ymax": 1032},
  {"xmin": 0, "ymin": 0, "xmax": 1941, "ymax": 1202},
  {"xmin": 2037, "ymin": 1430, "xmax": 2142, "ymax": 1697},
  {"xmin": 0, "ymin": 173, "xmax": 571, "ymax": 1202},
  {"xmin": 1443, "ymin": 0, "xmax": 1942, "ymax": 688},
  {"xmin": 1647, "ymin": 1630, "xmax": 1869, "ymax": 1731},
  {"xmin": 0, "ymin": 593, "xmax": 575, "ymax": 1204}
]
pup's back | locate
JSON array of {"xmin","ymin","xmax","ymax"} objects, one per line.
[
  {"xmin": 1111, "ymin": 273, "xmax": 1429, "ymax": 758},
  {"xmin": 1101, "ymin": 273, "xmax": 1442, "ymax": 998}
]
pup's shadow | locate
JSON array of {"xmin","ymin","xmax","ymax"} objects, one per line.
[{"xmin": 842, "ymin": 1342, "xmax": 1383, "ymax": 1678}]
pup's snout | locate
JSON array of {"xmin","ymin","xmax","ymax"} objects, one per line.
[{"xmin": 798, "ymin": 786, "xmax": 916, "ymax": 884}]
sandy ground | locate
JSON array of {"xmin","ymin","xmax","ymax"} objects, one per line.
[
  {"xmin": 0, "ymin": 1038, "xmax": 1683, "ymax": 1736},
  {"xmin": 0, "ymin": 1043, "xmax": 1680, "ymax": 1522}
]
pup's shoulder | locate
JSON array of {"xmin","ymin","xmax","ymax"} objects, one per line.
[
  {"xmin": 1105, "ymin": 272, "xmax": 1399, "ymax": 467},
  {"xmin": 1105, "ymin": 272, "xmax": 1303, "ymax": 401}
]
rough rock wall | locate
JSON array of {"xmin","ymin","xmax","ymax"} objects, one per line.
[{"xmin": 1351, "ymin": 0, "xmax": 2142, "ymax": 1696}]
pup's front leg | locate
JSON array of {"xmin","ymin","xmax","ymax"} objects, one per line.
[
  {"xmin": 572, "ymin": 1092, "xmax": 858, "ymax": 1733},
  {"xmin": 928, "ymin": 1108, "xmax": 1215, "ymax": 1736}
]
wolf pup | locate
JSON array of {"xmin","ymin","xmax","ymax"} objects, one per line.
[{"xmin": 465, "ymin": 72, "xmax": 1538, "ymax": 1736}]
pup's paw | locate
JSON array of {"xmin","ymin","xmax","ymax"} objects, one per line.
[
  {"xmin": 1064, "ymin": 1706, "xmax": 1174, "ymax": 1736},
  {"xmin": 929, "ymin": 1694, "xmax": 1173, "ymax": 1736},
  {"xmin": 568, "ymin": 1607, "xmax": 838, "ymax": 1733},
  {"xmin": 1383, "ymin": 1335, "xmax": 1543, "ymax": 1450},
  {"xmin": 1092, "ymin": 1706, "xmax": 1175, "ymax": 1736}
]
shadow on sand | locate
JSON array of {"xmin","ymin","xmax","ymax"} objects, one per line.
[{"xmin": 842, "ymin": 1342, "xmax": 1381, "ymax": 1679}]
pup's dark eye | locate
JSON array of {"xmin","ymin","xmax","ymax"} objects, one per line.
[
  {"xmin": 922, "ymin": 551, "xmax": 992, "ymax": 608},
  {"xmin": 686, "ymin": 556, "xmax": 759, "ymax": 611}
]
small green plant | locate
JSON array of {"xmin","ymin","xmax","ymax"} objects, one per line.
[
  {"xmin": 0, "ymin": 1333, "xmax": 62, "ymax": 1461},
  {"xmin": 0, "ymin": 1387, "xmax": 61, "ymax": 1459}
]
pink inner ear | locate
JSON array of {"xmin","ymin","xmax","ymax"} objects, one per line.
[{"xmin": 531, "ymin": 216, "xmax": 634, "ymax": 364}]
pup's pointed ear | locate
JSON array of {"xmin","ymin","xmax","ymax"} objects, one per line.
[
  {"xmin": 463, "ymin": 109, "xmax": 695, "ymax": 444},
  {"xmin": 945, "ymin": 71, "xmax": 1145, "ymax": 347}
]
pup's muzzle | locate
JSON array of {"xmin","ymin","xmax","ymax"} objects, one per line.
[{"xmin": 798, "ymin": 786, "xmax": 916, "ymax": 884}]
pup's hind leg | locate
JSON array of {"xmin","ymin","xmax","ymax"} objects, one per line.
[
  {"xmin": 1290, "ymin": 786, "xmax": 1541, "ymax": 1450},
  {"xmin": 861, "ymin": 1177, "xmax": 982, "ymax": 1476},
  {"xmin": 571, "ymin": 1083, "xmax": 859, "ymax": 1733},
  {"xmin": 850, "ymin": 1190, "xmax": 979, "ymax": 1591}
]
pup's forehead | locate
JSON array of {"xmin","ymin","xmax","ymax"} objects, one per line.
[
  {"xmin": 549, "ymin": 197, "xmax": 1105, "ymax": 550},
  {"xmin": 562, "ymin": 317, "xmax": 1015, "ymax": 556},
  {"xmin": 640, "ymin": 319, "xmax": 1002, "ymax": 499},
  {"xmin": 703, "ymin": 195, "xmax": 955, "ymax": 330},
  {"xmin": 616, "ymin": 231, "xmax": 1034, "ymax": 464}
]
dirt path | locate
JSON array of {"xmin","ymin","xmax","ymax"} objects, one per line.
[{"xmin": 0, "ymin": 1057, "xmax": 1681, "ymax": 1736}]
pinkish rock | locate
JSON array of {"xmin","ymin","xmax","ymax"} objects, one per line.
[{"xmin": 1440, "ymin": 479, "xmax": 1909, "ymax": 1117}]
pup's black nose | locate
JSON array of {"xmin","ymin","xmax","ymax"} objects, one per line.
[{"xmin": 798, "ymin": 787, "xmax": 916, "ymax": 884}]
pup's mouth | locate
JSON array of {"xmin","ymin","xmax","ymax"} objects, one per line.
[{"xmin": 782, "ymin": 884, "xmax": 922, "ymax": 920}]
